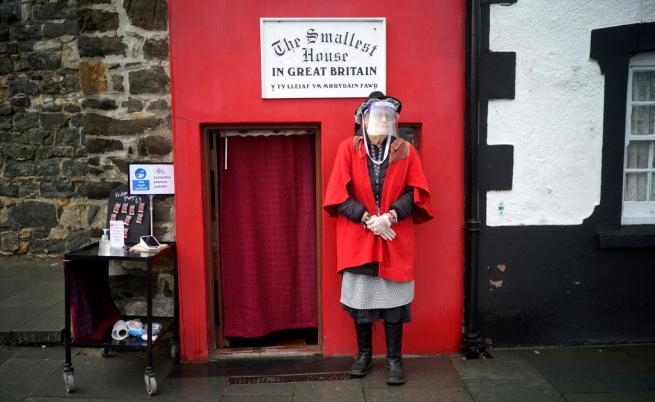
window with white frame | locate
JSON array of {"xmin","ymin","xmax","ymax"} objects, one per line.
[{"xmin": 622, "ymin": 52, "xmax": 655, "ymax": 225}]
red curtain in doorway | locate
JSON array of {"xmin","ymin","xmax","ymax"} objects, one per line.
[{"xmin": 220, "ymin": 134, "xmax": 317, "ymax": 338}]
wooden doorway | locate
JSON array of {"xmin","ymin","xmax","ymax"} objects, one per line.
[{"xmin": 203, "ymin": 126, "xmax": 322, "ymax": 358}]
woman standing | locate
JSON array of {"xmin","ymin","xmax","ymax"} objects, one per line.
[{"xmin": 323, "ymin": 92, "xmax": 433, "ymax": 385}]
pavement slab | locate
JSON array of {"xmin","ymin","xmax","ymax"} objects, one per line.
[
  {"xmin": 365, "ymin": 386, "xmax": 474, "ymax": 402},
  {"xmin": 294, "ymin": 379, "xmax": 365, "ymax": 402},
  {"xmin": 30, "ymin": 348, "xmax": 174, "ymax": 400},
  {"xmin": 518, "ymin": 347, "xmax": 655, "ymax": 394},
  {"xmin": 362, "ymin": 356, "xmax": 462, "ymax": 389},
  {"xmin": 562, "ymin": 392, "xmax": 655, "ymax": 401},
  {"xmin": 223, "ymin": 382, "xmax": 295, "ymax": 397},
  {"xmin": 464, "ymin": 378, "xmax": 566, "ymax": 402},
  {"xmin": 449, "ymin": 350, "xmax": 544, "ymax": 381}
]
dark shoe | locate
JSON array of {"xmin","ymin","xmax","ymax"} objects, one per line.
[
  {"xmin": 384, "ymin": 322, "xmax": 406, "ymax": 385},
  {"xmin": 349, "ymin": 322, "xmax": 373, "ymax": 377}
]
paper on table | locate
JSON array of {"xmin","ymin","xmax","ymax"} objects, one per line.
[{"xmin": 109, "ymin": 220, "xmax": 125, "ymax": 248}]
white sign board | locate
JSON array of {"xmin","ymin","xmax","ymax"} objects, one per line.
[
  {"xmin": 128, "ymin": 163, "xmax": 175, "ymax": 195},
  {"xmin": 261, "ymin": 18, "xmax": 386, "ymax": 99}
]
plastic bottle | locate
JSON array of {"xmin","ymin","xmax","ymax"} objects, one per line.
[{"xmin": 99, "ymin": 229, "xmax": 110, "ymax": 254}]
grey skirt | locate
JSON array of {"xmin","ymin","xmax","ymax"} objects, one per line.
[{"xmin": 341, "ymin": 303, "xmax": 412, "ymax": 324}]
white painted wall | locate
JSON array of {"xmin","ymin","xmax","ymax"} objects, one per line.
[{"xmin": 486, "ymin": 1, "xmax": 655, "ymax": 226}]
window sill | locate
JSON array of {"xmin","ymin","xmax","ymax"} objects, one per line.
[{"xmin": 597, "ymin": 226, "xmax": 655, "ymax": 248}]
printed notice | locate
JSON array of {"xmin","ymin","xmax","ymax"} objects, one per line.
[
  {"xmin": 128, "ymin": 164, "xmax": 175, "ymax": 195},
  {"xmin": 109, "ymin": 220, "xmax": 125, "ymax": 248}
]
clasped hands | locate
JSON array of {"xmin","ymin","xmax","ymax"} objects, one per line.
[{"xmin": 364, "ymin": 212, "xmax": 396, "ymax": 241}]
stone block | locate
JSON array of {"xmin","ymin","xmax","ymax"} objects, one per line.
[
  {"xmin": 27, "ymin": 52, "xmax": 62, "ymax": 70},
  {"xmin": 82, "ymin": 113, "xmax": 161, "ymax": 136},
  {"xmin": 0, "ymin": 118, "xmax": 11, "ymax": 130},
  {"xmin": 40, "ymin": 181, "xmax": 76, "ymax": 198},
  {"xmin": 42, "ymin": 20, "xmax": 79, "ymax": 38},
  {"xmin": 13, "ymin": 112, "xmax": 40, "ymax": 130},
  {"xmin": 64, "ymin": 104, "xmax": 81, "ymax": 113},
  {"xmin": 42, "ymin": 102, "xmax": 62, "ymax": 112},
  {"xmin": 33, "ymin": 39, "xmax": 62, "ymax": 52},
  {"xmin": 109, "ymin": 157, "xmax": 129, "ymax": 174},
  {"xmin": 9, "ymin": 75, "xmax": 39, "ymax": 96},
  {"xmin": 129, "ymin": 67, "xmax": 169, "ymax": 94},
  {"xmin": 40, "ymin": 112, "xmax": 68, "ymax": 129},
  {"xmin": 1, "ymin": 145, "xmax": 36, "ymax": 160},
  {"xmin": 0, "ymin": 183, "xmax": 19, "ymax": 197},
  {"xmin": 111, "ymin": 74, "xmax": 124, "ymax": 92},
  {"xmin": 147, "ymin": 99, "xmax": 168, "ymax": 111},
  {"xmin": 61, "ymin": 40, "xmax": 80, "ymax": 69},
  {"xmin": 0, "ymin": 42, "xmax": 18, "ymax": 55},
  {"xmin": 74, "ymin": 145, "xmax": 87, "ymax": 157},
  {"xmin": 61, "ymin": 69, "xmax": 81, "ymax": 93},
  {"xmin": 18, "ymin": 181, "xmax": 39, "ymax": 198},
  {"xmin": 79, "ymin": 0, "xmax": 111, "ymax": 4},
  {"xmin": 8, "ymin": 201, "xmax": 58, "ymax": 229},
  {"xmin": 20, "ymin": 128, "xmax": 52, "ymax": 145},
  {"xmin": 32, "ymin": 2, "xmax": 76, "ymax": 21},
  {"xmin": 3, "ymin": 159, "xmax": 59, "ymax": 177},
  {"xmin": 62, "ymin": 160, "xmax": 88, "ymax": 177},
  {"xmin": 0, "ymin": 101, "xmax": 11, "ymax": 115},
  {"xmin": 143, "ymin": 38, "xmax": 169, "ymax": 59},
  {"xmin": 82, "ymin": 98, "xmax": 117, "ymax": 110},
  {"xmin": 79, "ymin": 180, "xmax": 124, "ymax": 199},
  {"xmin": 41, "ymin": 72, "xmax": 62, "ymax": 94},
  {"xmin": 79, "ymin": 62, "xmax": 107, "ymax": 94},
  {"xmin": 19, "ymin": 228, "xmax": 32, "ymax": 240},
  {"xmin": 0, "ymin": 3, "xmax": 20, "ymax": 24},
  {"xmin": 0, "ymin": 58, "xmax": 12, "ymax": 75},
  {"xmin": 55, "ymin": 127, "xmax": 81, "ymax": 146},
  {"xmin": 122, "ymin": 98, "xmax": 142, "ymax": 112},
  {"xmin": 0, "ymin": 231, "xmax": 18, "ymax": 252},
  {"xmin": 138, "ymin": 135, "xmax": 171, "ymax": 156},
  {"xmin": 10, "ymin": 95, "xmax": 29, "ymax": 108},
  {"xmin": 67, "ymin": 229, "xmax": 91, "ymax": 250},
  {"xmin": 79, "ymin": 9, "xmax": 119, "ymax": 33},
  {"xmin": 9, "ymin": 25, "xmax": 42, "ymax": 41},
  {"xmin": 35, "ymin": 145, "xmax": 73, "ymax": 158},
  {"xmin": 78, "ymin": 36, "xmax": 126, "ymax": 57},
  {"xmin": 85, "ymin": 137, "xmax": 123, "ymax": 153},
  {"xmin": 124, "ymin": 0, "xmax": 168, "ymax": 31},
  {"xmin": 30, "ymin": 238, "xmax": 66, "ymax": 253}
]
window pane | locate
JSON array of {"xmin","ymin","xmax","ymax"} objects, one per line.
[
  {"xmin": 632, "ymin": 71, "xmax": 655, "ymax": 101},
  {"xmin": 398, "ymin": 125, "xmax": 420, "ymax": 150},
  {"xmin": 652, "ymin": 173, "xmax": 655, "ymax": 201},
  {"xmin": 625, "ymin": 172, "xmax": 648, "ymax": 201},
  {"xmin": 631, "ymin": 105, "xmax": 655, "ymax": 135},
  {"xmin": 626, "ymin": 141, "xmax": 650, "ymax": 168}
]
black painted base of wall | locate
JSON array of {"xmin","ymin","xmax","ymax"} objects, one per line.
[{"xmin": 478, "ymin": 222, "xmax": 655, "ymax": 347}]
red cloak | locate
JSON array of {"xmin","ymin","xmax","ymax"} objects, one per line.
[{"xmin": 323, "ymin": 137, "xmax": 433, "ymax": 282}]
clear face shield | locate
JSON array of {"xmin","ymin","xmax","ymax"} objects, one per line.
[{"xmin": 361, "ymin": 101, "xmax": 399, "ymax": 165}]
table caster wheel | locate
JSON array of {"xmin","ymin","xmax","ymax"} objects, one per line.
[
  {"xmin": 145, "ymin": 375, "xmax": 157, "ymax": 395},
  {"xmin": 63, "ymin": 372, "xmax": 75, "ymax": 393},
  {"xmin": 170, "ymin": 343, "xmax": 178, "ymax": 360},
  {"xmin": 100, "ymin": 347, "xmax": 110, "ymax": 357}
]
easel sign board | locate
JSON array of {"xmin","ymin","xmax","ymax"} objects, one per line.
[{"xmin": 128, "ymin": 163, "xmax": 175, "ymax": 195}]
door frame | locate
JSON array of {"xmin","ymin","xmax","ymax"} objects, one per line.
[{"xmin": 201, "ymin": 124, "xmax": 323, "ymax": 358}]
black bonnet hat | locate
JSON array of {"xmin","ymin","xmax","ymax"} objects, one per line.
[{"xmin": 354, "ymin": 91, "xmax": 402, "ymax": 124}]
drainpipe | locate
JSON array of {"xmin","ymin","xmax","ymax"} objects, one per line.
[{"xmin": 462, "ymin": 0, "xmax": 486, "ymax": 359}]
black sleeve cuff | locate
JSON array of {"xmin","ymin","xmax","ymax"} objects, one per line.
[
  {"xmin": 337, "ymin": 196, "xmax": 367, "ymax": 223},
  {"xmin": 390, "ymin": 186, "xmax": 415, "ymax": 220}
]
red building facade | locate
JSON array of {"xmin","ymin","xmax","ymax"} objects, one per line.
[{"xmin": 168, "ymin": 0, "xmax": 466, "ymax": 361}]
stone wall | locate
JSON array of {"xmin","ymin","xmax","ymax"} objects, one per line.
[{"xmin": 0, "ymin": 0, "xmax": 175, "ymax": 257}]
